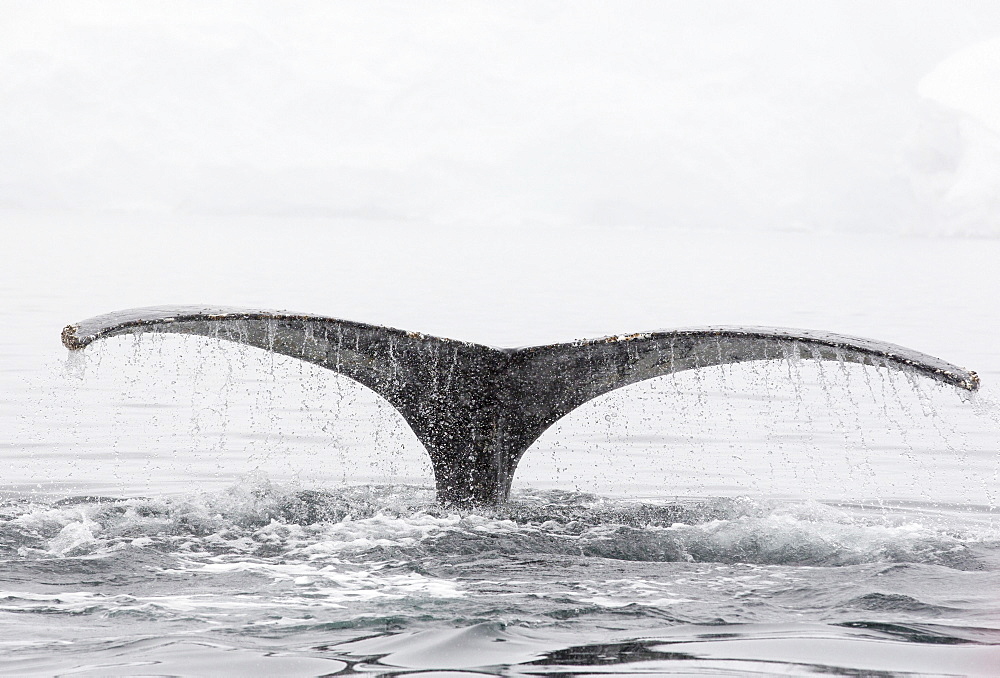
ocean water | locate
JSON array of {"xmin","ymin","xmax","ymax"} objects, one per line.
[{"xmin": 2, "ymin": 214, "xmax": 1000, "ymax": 675}]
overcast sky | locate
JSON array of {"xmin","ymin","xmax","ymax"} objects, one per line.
[{"xmin": 3, "ymin": 1, "xmax": 1000, "ymax": 235}]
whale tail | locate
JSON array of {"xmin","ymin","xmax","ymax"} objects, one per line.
[{"xmin": 63, "ymin": 306, "xmax": 980, "ymax": 506}]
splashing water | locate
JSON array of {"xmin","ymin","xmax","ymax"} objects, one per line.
[{"xmin": 1, "ymin": 478, "xmax": 999, "ymax": 675}]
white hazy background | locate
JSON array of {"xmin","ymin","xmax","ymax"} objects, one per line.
[
  {"xmin": 3, "ymin": 0, "xmax": 1000, "ymax": 234},
  {"xmin": 2, "ymin": 1, "xmax": 1000, "ymax": 499}
]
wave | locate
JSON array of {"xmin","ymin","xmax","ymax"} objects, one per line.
[{"xmin": 3, "ymin": 479, "xmax": 997, "ymax": 570}]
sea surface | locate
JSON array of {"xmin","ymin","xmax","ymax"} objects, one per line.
[{"xmin": 2, "ymin": 213, "xmax": 1000, "ymax": 675}]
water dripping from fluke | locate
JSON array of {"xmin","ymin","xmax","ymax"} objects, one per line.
[{"xmin": 61, "ymin": 306, "xmax": 981, "ymax": 507}]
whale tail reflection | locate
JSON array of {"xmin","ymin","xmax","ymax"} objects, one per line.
[{"xmin": 62, "ymin": 306, "xmax": 980, "ymax": 506}]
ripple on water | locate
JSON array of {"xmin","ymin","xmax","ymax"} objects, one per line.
[{"xmin": 0, "ymin": 480, "xmax": 998, "ymax": 674}]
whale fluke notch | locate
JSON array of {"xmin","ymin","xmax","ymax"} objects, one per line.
[{"xmin": 62, "ymin": 306, "xmax": 980, "ymax": 506}]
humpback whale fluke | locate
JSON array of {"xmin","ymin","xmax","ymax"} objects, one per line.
[{"xmin": 62, "ymin": 306, "xmax": 980, "ymax": 506}]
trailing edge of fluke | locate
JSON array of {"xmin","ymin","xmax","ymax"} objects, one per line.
[{"xmin": 62, "ymin": 306, "xmax": 980, "ymax": 506}]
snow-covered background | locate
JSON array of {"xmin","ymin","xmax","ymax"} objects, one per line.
[{"xmin": 3, "ymin": 1, "xmax": 1000, "ymax": 235}]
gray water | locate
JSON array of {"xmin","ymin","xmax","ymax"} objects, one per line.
[
  {"xmin": 2, "ymin": 216, "xmax": 1000, "ymax": 675},
  {"xmin": 2, "ymin": 485, "xmax": 999, "ymax": 676}
]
